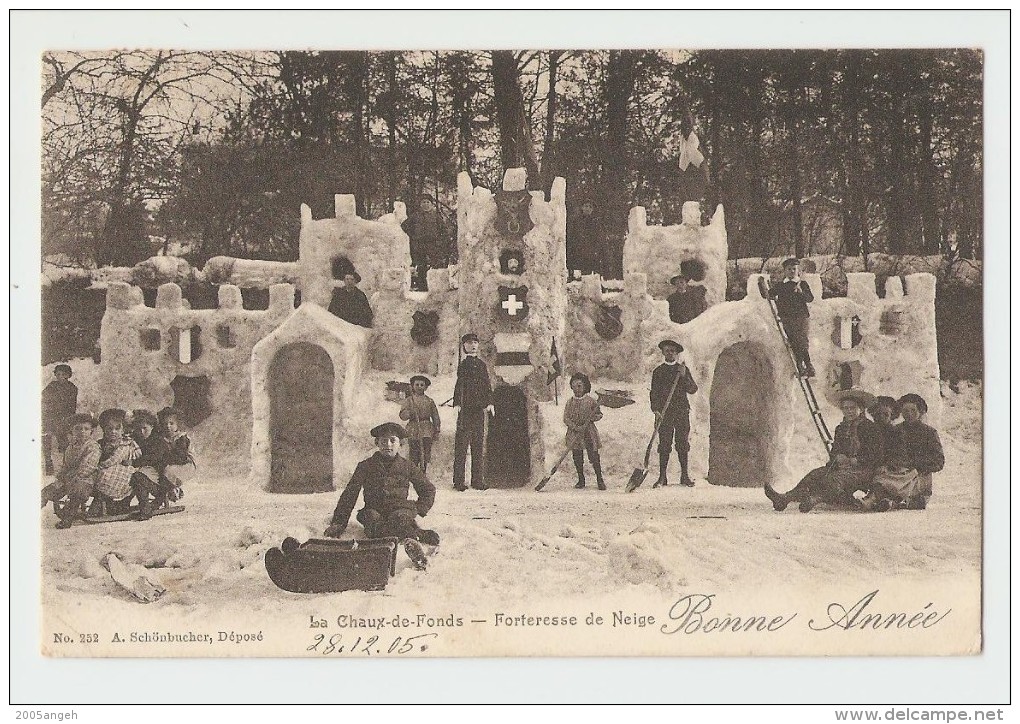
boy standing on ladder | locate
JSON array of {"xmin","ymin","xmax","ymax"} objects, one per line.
[{"xmin": 769, "ymin": 258, "xmax": 816, "ymax": 378}]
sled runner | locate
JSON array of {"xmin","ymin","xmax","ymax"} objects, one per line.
[
  {"xmin": 265, "ymin": 536, "xmax": 401, "ymax": 593},
  {"xmin": 53, "ymin": 499, "xmax": 185, "ymax": 526}
]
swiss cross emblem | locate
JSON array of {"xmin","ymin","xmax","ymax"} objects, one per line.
[
  {"xmin": 498, "ymin": 285, "xmax": 529, "ymax": 321},
  {"xmin": 494, "ymin": 190, "xmax": 534, "ymax": 237}
]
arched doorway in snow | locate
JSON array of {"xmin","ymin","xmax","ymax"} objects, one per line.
[
  {"xmin": 269, "ymin": 342, "xmax": 334, "ymax": 493},
  {"xmin": 708, "ymin": 341, "xmax": 779, "ymax": 488},
  {"xmin": 485, "ymin": 385, "xmax": 531, "ymax": 488}
]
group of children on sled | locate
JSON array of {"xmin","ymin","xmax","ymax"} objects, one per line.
[
  {"xmin": 764, "ymin": 390, "xmax": 944, "ymax": 514},
  {"xmin": 42, "ymin": 397, "xmax": 193, "ymax": 529}
]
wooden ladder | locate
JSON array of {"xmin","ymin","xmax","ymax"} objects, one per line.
[{"xmin": 758, "ymin": 277, "xmax": 833, "ymax": 453}]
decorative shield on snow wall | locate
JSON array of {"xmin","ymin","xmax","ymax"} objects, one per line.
[
  {"xmin": 497, "ymin": 285, "xmax": 529, "ymax": 321},
  {"xmin": 494, "ymin": 332, "xmax": 533, "ymax": 385},
  {"xmin": 595, "ymin": 304, "xmax": 624, "ymax": 340},
  {"xmin": 832, "ymin": 315, "xmax": 863, "ymax": 349},
  {"xmin": 494, "ymin": 190, "xmax": 534, "ymax": 237},
  {"xmin": 410, "ymin": 310, "xmax": 440, "ymax": 346}
]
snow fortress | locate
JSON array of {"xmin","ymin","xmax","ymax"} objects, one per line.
[{"xmin": 95, "ymin": 169, "xmax": 940, "ymax": 492}]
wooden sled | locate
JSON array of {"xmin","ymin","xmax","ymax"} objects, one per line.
[
  {"xmin": 52, "ymin": 499, "xmax": 185, "ymax": 526},
  {"xmin": 265, "ymin": 537, "xmax": 400, "ymax": 594}
]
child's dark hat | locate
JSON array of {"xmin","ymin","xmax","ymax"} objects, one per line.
[
  {"xmin": 371, "ymin": 422, "xmax": 408, "ymax": 439},
  {"xmin": 782, "ymin": 258, "xmax": 801, "ymax": 269},
  {"xmin": 897, "ymin": 393, "xmax": 928, "ymax": 415},
  {"xmin": 679, "ymin": 259, "xmax": 706, "ymax": 282},
  {"xmin": 461, "ymin": 332, "xmax": 479, "ymax": 344},
  {"xmin": 54, "ymin": 364, "xmax": 72, "ymax": 376},
  {"xmin": 658, "ymin": 339, "xmax": 684, "ymax": 352},
  {"xmin": 409, "ymin": 375, "xmax": 432, "ymax": 389}
]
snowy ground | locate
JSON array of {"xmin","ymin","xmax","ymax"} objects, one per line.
[{"xmin": 39, "ymin": 361, "xmax": 982, "ymax": 657}]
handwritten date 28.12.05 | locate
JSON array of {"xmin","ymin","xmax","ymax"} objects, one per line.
[{"xmin": 307, "ymin": 632, "xmax": 439, "ymax": 656}]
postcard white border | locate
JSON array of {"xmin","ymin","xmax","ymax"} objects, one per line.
[{"xmin": 9, "ymin": 8, "xmax": 1011, "ymax": 705}]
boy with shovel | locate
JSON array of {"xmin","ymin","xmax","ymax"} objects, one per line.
[{"xmin": 650, "ymin": 339, "xmax": 699, "ymax": 488}]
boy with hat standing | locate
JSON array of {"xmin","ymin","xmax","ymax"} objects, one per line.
[
  {"xmin": 650, "ymin": 339, "xmax": 699, "ymax": 487},
  {"xmin": 399, "ymin": 375, "xmax": 441, "ymax": 473},
  {"xmin": 453, "ymin": 333, "xmax": 493, "ymax": 491},
  {"xmin": 667, "ymin": 260, "xmax": 708, "ymax": 325},
  {"xmin": 324, "ymin": 422, "xmax": 439, "ymax": 565},
  {"xmin": 769, "ymin": 258, "xmax": 816, "ymax": 377}
]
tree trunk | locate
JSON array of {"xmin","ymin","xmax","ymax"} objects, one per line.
[
  {"xmin": 602, "ymin": 50, "xmax": 641, "ymax": 279},
  {"xmin": 385, "ymin": 52, "xmax": 399, "ymax": 208},
  {"xmin": 540, "ymin": 50, "xmax": 563, "ymax": 194},
  {"xmin": 841, "ymin": 50, "xmax": 868, "ymax": 257},
  {"xmin": 490, "ymin": 50, "xmax": 539, "ymax": 182}
]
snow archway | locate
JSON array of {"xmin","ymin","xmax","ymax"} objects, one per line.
[
  {"xmin": 251, "ymin": 304, "xmax": 367, "ymax": 492},
  {"xmin": 708, "ymin": 341, "xmax": 779, "ymax": 488}
]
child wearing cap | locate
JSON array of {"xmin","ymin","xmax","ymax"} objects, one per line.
[
  {"xmin": 453, "ymin": 332, "xmax": 493, "ymax": 491},
  {"xmin": 42, "ymin": 413, "xmax": 101, "ymax": 528},
  {"xmin": 324, "ymin": 422, "xmax": 439, "ymax": 564},
  {"xmin": 768, "ymin": 258, "xmax": 816, "ymax": 377},
  {"xmin": 399, "ymin": 375, "xmax": 441, "ymax": 473},
  {"xmin": 42, "ymin": 364, "xmax": 78, "ymax": 474},
  {"xmin": 650, "ymin": 339, "xmax": 699, "ymax": 487},
  {"xmin": 564, "ymin": 373, "xmax": 605, "ymax": 490}
]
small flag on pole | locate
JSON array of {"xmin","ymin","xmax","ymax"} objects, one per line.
[{"xmin": 548, "ymin": 338, "xmax": 562, "ymax": 385}]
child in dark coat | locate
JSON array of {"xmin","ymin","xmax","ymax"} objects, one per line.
[
  {"xmin": 42, "ymin": 364, "xmax": 78, "ymax": 474},
  {"xmin": 769, "ymin": 258, "xmax": 816, "ymax": 377},
  {"xmin": 869, "ymin": 393, "xmax": 945, "ymax": 510},
  {"xmin": 324, "ymin": 422, "xmax": 439, "ymax": 566},
  {"xmin": 650, "ymin": 339, "xmax": 699, "ymax": 487}
]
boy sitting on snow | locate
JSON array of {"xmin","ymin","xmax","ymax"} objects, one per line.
[
  {"xmin": 324, "ymin": 422, "xmax": 439, "ymax": 568},
  {"xmin": 42, "ymin": 413, "xmax": 101, "ymax": 529}
]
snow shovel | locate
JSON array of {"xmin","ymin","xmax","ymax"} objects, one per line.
[
  {"xmin": 626, "ymin": 367, "xmax": 684, "ymax": 493},
  {"xmin": 535, "ymin": 448, "xmax": 573, "ymax": 491}
]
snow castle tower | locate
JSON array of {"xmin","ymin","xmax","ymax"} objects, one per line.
[{"xmin": 455, "ymin": 169, "xmax": 567, "ymax": 489}]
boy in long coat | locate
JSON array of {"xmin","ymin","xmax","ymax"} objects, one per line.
[
  {"xmin": 650, "ymin": 339, "xmax": 699, "ymax": 487},
  {"xmin": 452, "ymin": 333, "xmax": 493, "ymax": 491}
]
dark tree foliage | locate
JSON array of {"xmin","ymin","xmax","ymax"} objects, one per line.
[{"xmin": 43, "ymin": 49, "xmax": 984, "ymax": 273}]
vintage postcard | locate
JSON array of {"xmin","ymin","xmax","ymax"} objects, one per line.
[{"xmin": 23, "ymin": 11, "xmax": 997, "ymax": 677}]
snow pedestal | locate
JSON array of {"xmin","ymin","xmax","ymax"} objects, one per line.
[
  {"xmin": 97, "ymin": 281, "xmax": 296, "ymax": 470},
  {"xmin": 455, "ymin": 169, "xmax": 567, "ymax": 488},
  {"xmin": 250, "ymin": 304, "xmax": 368, "ymax": 493}
]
